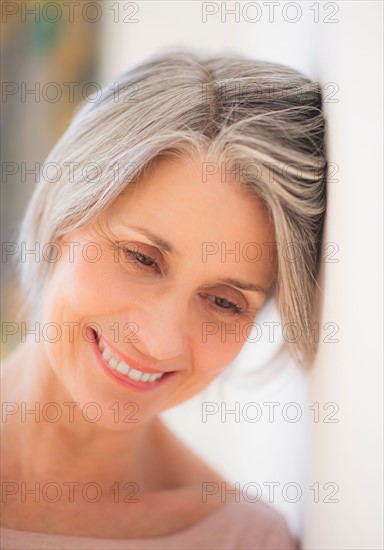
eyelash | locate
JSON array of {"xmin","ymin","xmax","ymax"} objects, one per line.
[
  {"xmin": 201, "ymin": 294, "xmax": 243, "ymax": 315},
  {"xmin": 121, "ymin": 246, "xmax": 245, "ymax": 316},
  {"xmin": 123, "ymin": 246, "xmax": 160, "ymax": 272}
]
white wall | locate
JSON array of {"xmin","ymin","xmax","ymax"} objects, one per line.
[
  {"xmin": 99, "ymin": 2, "xmax": 383, "ymax": 547},
  {"xmin": 304, "ymin": 4, "xmax": 383, "ymax": 549}
]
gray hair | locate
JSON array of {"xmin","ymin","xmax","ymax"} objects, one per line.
[{"xmin": 17, "ymin": 49, "xmax": 327, "ymax": 365}]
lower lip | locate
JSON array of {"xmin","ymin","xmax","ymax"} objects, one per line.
[{"xmin": 88, "ymin": 329, "xmax": 174, "ymax": 392}]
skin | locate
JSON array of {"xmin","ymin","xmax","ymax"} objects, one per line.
[{"xmin": 0, "ymin": 153, "xmax": 277, "ymax": 537}]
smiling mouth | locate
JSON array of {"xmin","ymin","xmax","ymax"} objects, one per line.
[{"xmin": 91, "ymin": 329, "xmax": 173, "ymax": 385}]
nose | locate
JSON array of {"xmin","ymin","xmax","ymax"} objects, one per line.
[{"xmin": 125, "ymin": 291, "xmax": 190, "ymax": 362}]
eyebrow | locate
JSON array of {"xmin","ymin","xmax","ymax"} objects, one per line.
[
  {"xmin": 125, "ymin": 225, "xmax": 268, "ymax": 295},
  {"xmin": 218, "ymin": 277, "xmax": 268, "ymax": 295},
  {"xmin": 125, "ymin": 225, "xmax": 177, "ymax": 255}
]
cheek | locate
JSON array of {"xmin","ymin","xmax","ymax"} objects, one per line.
[
  {"xmin": 70, "ymin": 259, "xmax": 118, "ymax": 315},
  {"xmin": 193, "ymin": 327, "xmax": 245, "ymax": 376},
  {"xmin": 43, "ymin": 249, "xmax": 124, "ymax": 322}
]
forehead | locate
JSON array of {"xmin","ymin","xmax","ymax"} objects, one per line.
[
  {"xmin": 110, "ymin": 154, "xmax": 274, "ymax": 244},
  {"xmin": 103, "ymin": 154, "xmax": 277, "ymax": 285}
]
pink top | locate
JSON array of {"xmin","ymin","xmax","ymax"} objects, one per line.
[{"xmin": 0, "ymin": 500, "xmax": 298, "ymax": 549}]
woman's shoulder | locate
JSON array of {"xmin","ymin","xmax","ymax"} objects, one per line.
[
  {"xmin": 236, "ymin": 499, "xmax": 298, "ymax": 549},
  {"xmin": 0, "ymin": 499, "xmax": 298, "ymax": 550},
  {"xmin": 194, "ymin": 498, "xmax": 298, "ymax": 550},
  {"xmin": 156, "ymin": 425, "xmax": 299, "ymax": 548}
]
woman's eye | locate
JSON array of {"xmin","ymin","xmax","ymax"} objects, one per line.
[
  {"xmin": 122, "ymin": 246, "xmax": 160, "ymax": 272},
  {"xmin": 135, "ymin": 251, "xmax": 156, "ymax": 266},
  {"xmin": 203, "ymin": 293, "xmax": 244, "ymax": 316},
  {"xmin": 215, "ymin": 296, "xmax": 240, "ymax": 311}
]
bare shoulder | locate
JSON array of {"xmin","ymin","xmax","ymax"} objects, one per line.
[
  {"xmin": 155, "ymin": 419, "xmax": 227, "ymax": 487},
  {"xmin": 157, "ymin": 425, "xmax": 298, "ymax": 548},
  {"xmin": 161, "ymin": 428, "xmax": 298, "ymax": 549}
]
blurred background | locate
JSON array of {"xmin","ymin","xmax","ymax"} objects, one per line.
[{"xmin": 1, "ymin": 1, "xmax": 383, "ymax": 548}]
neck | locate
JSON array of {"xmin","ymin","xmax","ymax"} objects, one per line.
[{"xmin": 1, "ymin": 340, "xmax": 175, "ymax": 491}]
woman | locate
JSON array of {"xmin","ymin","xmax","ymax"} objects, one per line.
[{"xmin": 1, "ymin": 50, "xmax": 326, "ymax": 549}]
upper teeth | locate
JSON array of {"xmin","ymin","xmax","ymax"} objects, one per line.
[{"xmin": 97, "ymin": 340, "xmax": 164, "ymax": 383}]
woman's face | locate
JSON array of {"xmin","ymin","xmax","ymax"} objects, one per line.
[{"xmin": 40, "ymin": 154, "xmax": 277, "ymax": 425}]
